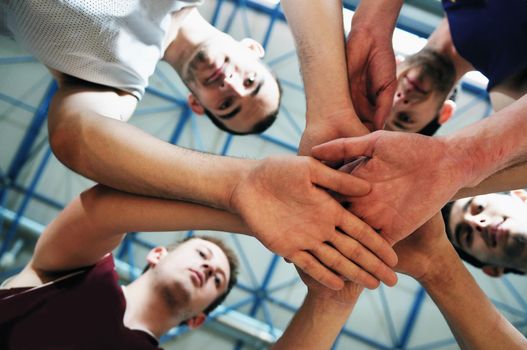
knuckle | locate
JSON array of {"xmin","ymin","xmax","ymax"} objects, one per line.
[{"xmin": 348, "ymin": 242, "xmax": 363, "ymax": 261}]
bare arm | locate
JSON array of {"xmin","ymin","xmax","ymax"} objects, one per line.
[
  {"xmin": 280, "ymin": 0, "xmax": 368, "ymax": 155},
  {"xmin": 48, "ymin": 81, "xmax": 249, "ymax": 207},
  {"xmin": 454, "ymin": 162, "xmax": 527, "ymax": 199},
  {"xmin": 46, "ymin": 80, "xmax": 399, "ymax": 290},
  {"xmin": 394, "ymin": 214, "xmax": 527, "ymax": 350},
  {"xmin": 31, "ymin": 184, "xmax": 249, "ymax": 273},
  {"xmin": 272, "ymin": 269, "xmax": 363, "ymax": 350},
  {"xmin": 423, "ymin": 254, "xmax": 527, "ymax": 350},
  {"xmin": 312, "ymin": 93, "xmax": 527, "ymax": 244},
  {"xmin": 271, "ymin": 291, "xmax": 357, "ymax": 350}
]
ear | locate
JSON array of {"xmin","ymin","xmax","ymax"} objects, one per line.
[
  {"xmin": 187, "ymin": 94, "xmax": 205, "ymax": 115},
  {"xmin": 395, "ymin": 54, "xmax": 405, "ymax": 65},
  {"xmin": 438, "ymin": 99, "xmax": 456, "ymax": 125},
  {"xmin": 146, "ymin": 246, "xmax": 168, "ymax": 268},
  {"xmin": 186, "ymin": 313, "xmax": 206, "ymax": 329},
  {"xmin": 240, "ymin": 38, "xmax": 265, "ymax": 58},
  {"xmin": 511, "ymin": 189, "xmax": 527, "ymax": 204},
  {"xmin": 482, "ymin": 265, "xmax": 505, "ymax": 278}
]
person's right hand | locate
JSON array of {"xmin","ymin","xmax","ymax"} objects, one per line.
[
  {"xmin": 312, "ymin": 131, "xmax": 469, "ymax": 245},
  {"xmin": 230, "ymin": 155, "xmax": 398, "ymax": 290},
  {"xmin": 346, "ymin": 27, "xmax": 397, "ymax": 131}
]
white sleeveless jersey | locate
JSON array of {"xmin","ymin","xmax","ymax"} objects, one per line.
[{"xmin": 0, "ymin": 0, "xmax": 201, "ymax": 99}]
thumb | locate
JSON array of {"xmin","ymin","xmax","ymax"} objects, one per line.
[{"xmin": 311, "ymin": 136, "xmax": 376, "ymax": 163}]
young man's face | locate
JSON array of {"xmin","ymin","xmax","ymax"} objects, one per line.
[
  {"xmin": 151, "ymin": 238, "xmax": 231, "ymax": 319},
  {"xmin": 182, "ymin": 35, "xmax": 280, "ymax": 134},
  {"xmin": 448, "ymin": 193, "xmax": 527, "ymax": 271},
  {"xmin": 385, "ymin": 53, "xmax": 453, "ymax": 133}
]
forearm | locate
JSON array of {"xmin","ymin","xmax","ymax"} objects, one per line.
[
  {"xmin": 445, "ymin": 94, "xmax": 527, "ymax": 189},
  {"xmin": 271, "ymin": 291, "xmax": 359, "ymax": 350},
  {"xmin": 49, "ymin": 101, "xmax": 254, "ymax": 209},
  {"xmin": 78, "ymin": 185, "xmax": 249, "ymax": 235},
  {"xmin": 33, "ymin": 185, "xmax": 249, "ymax": 271},
  {"xmin": 454, "ymin": 162, "xmax": 527, "ymax": 199},
  {"xmin": 281, "ymin": 0, "xmax": 359, "ymax": 123},
  {"xmin": 351, "ymin": 0, "xmax": 403, "ymax": 38},
  {"xmin": 420, "ymin": 249, "xmax": 527, "ymax": 349}
]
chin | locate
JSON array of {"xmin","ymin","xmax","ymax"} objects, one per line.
[{"xmin": 160, "ymin": 281, "xmax": 192, "ymax": 311}]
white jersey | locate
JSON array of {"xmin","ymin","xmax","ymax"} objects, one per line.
[{"xmin": 0, "ymin": 0, "xmax": 201, "ymax": 99}]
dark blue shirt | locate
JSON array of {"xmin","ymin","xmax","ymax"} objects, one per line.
[{"xmin": 442, "ymin": 0, "xmax": 527, "ymax": 90}]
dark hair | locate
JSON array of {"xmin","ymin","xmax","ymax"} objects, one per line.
[
  {"xmin": 404, "ymin": 49, "xmax": 456, "ymax": 97},
  {"xmin": 441, "ymin": 201, "xmax": 525, "ymax": 275},
  {"xmin": 203, "ymin": 77, "xmax": 282, "ymax": 135},
  {"xmin": 143, "ymin": 235, "xmax": 240, "ymax": 316},
  {"xmin": 417, "ymin": 117, "xmax": 441, "ymax": 136}
]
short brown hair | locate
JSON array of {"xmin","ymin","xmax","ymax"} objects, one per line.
[{"xmin": 143, "ymin": 236, "xmax": 239, "ymax": 315}]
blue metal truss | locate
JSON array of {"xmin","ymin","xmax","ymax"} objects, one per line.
[{"xmin": 0, "ymin": 1, "xmax": 525, "ymax": 350}]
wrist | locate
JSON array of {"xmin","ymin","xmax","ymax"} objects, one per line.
[
  {"xmin": 417, "ymin": 246, "xmax": 461, "ymax": 288},
  {"xmin": 305, "ymin": 108, "xmax": 369, "ymax": 138},
  {"xmin": 306, "ymin": 284, "xmax": 364, "ymax": 309},
  {"xmin": 226, "ymin": 158, "xmax": 260, "ymax": 212},
  {"xmin": 351, "ymin": 1, "xmax": 402, "ymax": 39},
  {"xmin": 305, "ymin": 290, "xmax": 358, "ymax": 313}
]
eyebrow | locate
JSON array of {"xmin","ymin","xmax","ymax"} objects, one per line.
[
  {"xmin": 454, "ymin": 223, "xmax": 464, "ymax": 247},
  {"xmin": 216, "ymin": 78, "xmax": 265, "ymax": 120},
  {"xmin": 453, "ymin": 198, "xmax": 473, "ymax": 247},
  {"xmin": 463, "ymin": 197, "xmax": 473, "ymax": 214}
]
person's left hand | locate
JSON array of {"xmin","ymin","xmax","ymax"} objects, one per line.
[
  {"xmin": 312, "ymin": 131, "xmax": 469, "ymax": 245},
  {"xmin": 346, "ymin": 27, "xmax": 397, "ymax": 131},
  {"xmin": 393, "ymin": 212, "xmax": 452, "ymax": 281}
]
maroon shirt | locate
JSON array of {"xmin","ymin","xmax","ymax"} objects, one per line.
[{"xmin": 0, "ymin": 255, "xmax": 162, "ymax": 350}]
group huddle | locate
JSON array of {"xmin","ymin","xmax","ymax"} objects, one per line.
[{"xmin": 1, "ymin": 0, "xmax": 526, "ymax": 349}]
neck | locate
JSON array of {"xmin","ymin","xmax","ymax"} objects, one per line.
[
  {"xmin": 163, "ymin": 8, "xmax": 219, "ymax": 75},
  {"xmin": 426, "ymin": 18, "xmax": 474, "ymax": 82},
  {"xmin": 123, "ymin": 275, "xmax": 185, "ymax": 338}
]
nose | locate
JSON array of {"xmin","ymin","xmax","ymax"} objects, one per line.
[
  {"xmin": 220, "ymin": 73, "xmax": 244, "ymax": 96},
  {"xmin": 467, "ymin": 215, "xmax": 487, "ymax": 231},
  {"xmin": 202, "ymin": 263, "xmax": 213, "ymax": 279},
  {"xmin": 465, "ymin": 214, "xmax": 492, "ymax": 244},
  {"xmin": 394, "ymin": 88, "xmax": 417, "ymax": 106},
  {"xmin": 393, "ymin": 88, "xmax": 410, "ymax": 106}
]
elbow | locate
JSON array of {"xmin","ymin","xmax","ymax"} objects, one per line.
[{"xmin": 48, "ymin": 111, "xmax": 84, "ymax": 173}]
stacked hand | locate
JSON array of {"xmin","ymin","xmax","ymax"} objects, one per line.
[
  {"xmin": 312, "ymin": 131, "xmax": 467, "ymax": 245},
  {"xmin": 230, "ymin": 155, "xmax": 398, "ymax": 290}
]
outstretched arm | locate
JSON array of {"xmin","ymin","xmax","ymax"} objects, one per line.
[
  {"xmin": 10, "ymin": 181, "xmax": 397, "ymax": 290},
  {"xmin": 272, "ymin": 270, "xmax": 363, "ymax": 350},
  {"xmin": 312, "ymin": 93, "xmax": 527, "ymax": 245},
  {"xmin": 280, "ymin": 0, "xmax": 369, "ymax": 155},
  {"xmin": 47, "ymin": 80, "xmax": 398, "ymax": 290},
  {"xmin": 394, "ymin": 214, "xmax": 527, "ymax": 350}
]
